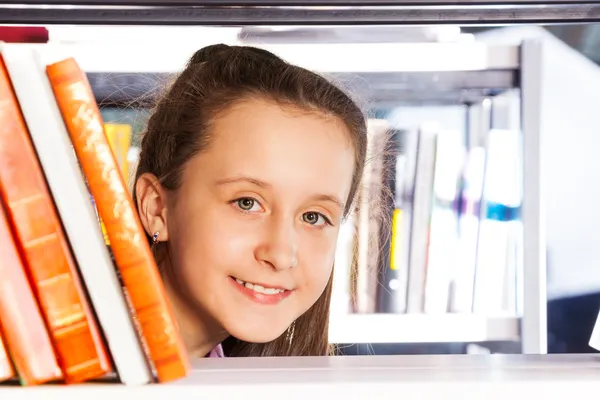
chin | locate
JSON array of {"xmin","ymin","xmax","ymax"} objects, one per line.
[{"xmin": 223, "ymin": 318, "xmax": 291, "ymax": 344}]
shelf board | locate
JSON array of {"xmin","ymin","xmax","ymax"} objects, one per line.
[
  {"xmin": 328, "ymin": 313, "xmax": 520, "ymax": 344},
  {"xmin": 8, "ymin": 40, "xmax": 519, "ymax": 109},
  {"xmin": 34, "ymin": 41, "xmax": 518, "ymax": 74},
  {"xmin": 0, "ymin": 354, "xmax": 599, "ymax": 398}
]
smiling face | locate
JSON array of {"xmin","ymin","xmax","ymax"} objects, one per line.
[{"xmin": 164, "ymin": 97, "xmax": 356, "ymax": 343}]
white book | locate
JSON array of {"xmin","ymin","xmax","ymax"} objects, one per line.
[
  {"xmin": 0, "ymin": 43, "xmax": 152, "ymax": 385},
  {"xmin": 472, "ymin": 129, "xmax": 521, "ymax": 315},
  {"xmin": 423, "ymin": 129, "xmax": 464, "ymax": 314},
  {"xmin": 406, "ymin": 124, "xmax": 438, "ymax": 313},
  {"xmin": 450, "ymin": 146, "xmax": 486, "ymax": 313}
]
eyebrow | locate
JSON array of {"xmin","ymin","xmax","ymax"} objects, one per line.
[
  {"xmin": 311, "ymin": 194, "xmax": 344, "ymax": 209},
  {"xmin": 215, "ymin": 175, "xmax": 344, "ymax": 209},
  {"xmin": 215, "ymin": 175, "xmax": 271, "ymax": 188}
]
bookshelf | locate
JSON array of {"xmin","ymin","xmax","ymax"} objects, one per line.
[
  {"xmin": 0, "ymin": 29, "xmax": 545, "ymax": 352},
  {"xmin": 63, "ymin": 38, "xmax": 541, "ymax": 352},
  {"xmin": 0, "ymin": 354, "xmax": 599, "ymax": 398}
]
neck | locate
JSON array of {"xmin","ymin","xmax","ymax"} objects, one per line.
[{"xmin": 160, "ymin": 257, "xmax": 228, "ymax": 358}]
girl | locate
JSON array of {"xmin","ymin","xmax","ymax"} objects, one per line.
[{"xmin": 133, "ymin": 44, "xmax": 367, "ymax": 359}]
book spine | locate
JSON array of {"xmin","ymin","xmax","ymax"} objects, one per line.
[
  {"xmin": 0, "ymin": 200, "xmax": 62, "ymax": 385},
  {"xmin": 0, "ymin": 56, "xmax": 111, "ymax": 384},
  {"xmin": 46, "ymin": 58, "xmax": 189, "ymax": 383}
]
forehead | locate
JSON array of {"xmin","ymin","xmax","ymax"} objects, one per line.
[{"xmin": 192, "ymin": 98, "xmax": 355, "ymax": 197}]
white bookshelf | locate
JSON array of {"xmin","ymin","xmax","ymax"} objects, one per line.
[
  {"xmin": 328, "ymin": 314, "xmax": 519, "ymax": 344},
  {"xmin": 6, "ymin": 36, "xmax": 546, "ymax": 353},
  {"xmin": 0, "ymin": 354, "xmax": 599, "ymax": 399}
]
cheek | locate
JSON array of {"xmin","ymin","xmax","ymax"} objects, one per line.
[
  {"xmin": 168, "ymin": 202, "xmax": 256, "ymax": 282},
  {"xmin": 297, "ymin": 231, "xmax": 336, "ymax": 297}
]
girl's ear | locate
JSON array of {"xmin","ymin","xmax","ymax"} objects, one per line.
[{"xmin": 135, "ymin": 173, "xmax": 170, "ymax": 242}]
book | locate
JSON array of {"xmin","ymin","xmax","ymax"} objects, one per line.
[
  {"xmin": 0, "ymin": 52, "xmax": 111, "ymax": 384},
  {"xmin": 1, "ymin": 43, "xmax": 152, "ymax": 386},
  {"xmin": 0, "ymin": 198, "xmax": 61, "ymax": 385}
]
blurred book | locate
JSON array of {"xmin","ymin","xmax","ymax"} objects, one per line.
[{"xmin": 334, "ymin": 121, "xmax": 524, "ymax": 320}]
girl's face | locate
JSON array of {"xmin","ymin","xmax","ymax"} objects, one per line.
[{"xmin": 165, "ymin": 98, "xmax": 355, "ymax": 343}]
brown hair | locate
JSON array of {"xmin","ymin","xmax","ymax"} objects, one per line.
[{"xmin": 132, "ymin": 44, "xmax": 368, "ymax": 357}]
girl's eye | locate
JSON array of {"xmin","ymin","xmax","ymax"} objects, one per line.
[
  {"xmin": 302, "ymin": 212, "xmax": 331, "ymax": 227},
  {"xmin": 235, "ymin": 197, "xmax": 261, "ymax": 212}
]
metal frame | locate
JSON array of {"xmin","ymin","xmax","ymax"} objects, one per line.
[
  {"xmin": 519, "ymin": 39, "xmax": 547, "ymax": 355},
  {"xmin": 2, "ymin": 0, "xmax": 597, "ymax": 5},
  {"xmin": 0, "ymin": 3, "xmax": 599, "ymax": 25}
]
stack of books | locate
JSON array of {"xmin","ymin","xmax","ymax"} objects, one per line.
[{"xmin": 0, "ymin": 43, "xmax": 190, "ymax": 386}]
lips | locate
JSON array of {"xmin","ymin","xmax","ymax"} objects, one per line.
[
  {"xmin": 229, "ymin": 276, "xmax": 293, "ymax": 305},
  {"xmin": 232, "ymin": 277, "xmax": 287, "ymax": 294}
]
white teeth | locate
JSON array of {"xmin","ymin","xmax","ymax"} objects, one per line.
[
  {"xmin": 234, "ymin": 278, "xmax": 285, "ymax": 295},
  {"xmin": 253, "ymin": 284, "xmax": 264, "ymax": 292}
]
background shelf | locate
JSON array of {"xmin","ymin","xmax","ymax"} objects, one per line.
[
  {"xmin": 328, "ymin": 314, "xmax": 520, "ymax": 344},
  {"xmin": 88, "ymin": 70, "xmax": 518, "ymax": 109}
]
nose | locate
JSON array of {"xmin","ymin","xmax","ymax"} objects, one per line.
[{"xmin": 254, "ymin": 214, "xmax": 298, "ymax": 271}]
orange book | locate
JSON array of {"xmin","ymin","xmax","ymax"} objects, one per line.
[
  {"xmin": 0, "ymin": 200, "xmax": 61, "ymax": 385},
  {"xmin": 0, "ymin": 56, "xmax": 112, "ymax": 384},
  {"xmin": 0, "ymin": 330, "xmax": 15, "ymax": 382},
  {"xmin": 46, "ymin": 58, "xmax": 189, "ymax": 382}
]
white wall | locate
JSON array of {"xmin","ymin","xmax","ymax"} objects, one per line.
[{"xmin": 477, "ymin": 26, "xmax": 600, "ymax": 301}]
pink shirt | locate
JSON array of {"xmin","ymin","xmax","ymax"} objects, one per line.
[{"xmin": 207, "ymin": 344, "xmax": 225, "ymax": 358}]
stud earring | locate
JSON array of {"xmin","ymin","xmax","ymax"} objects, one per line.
[{"xmin": 152, "ymin": 231, "xmax": 160, "ymax": 244}]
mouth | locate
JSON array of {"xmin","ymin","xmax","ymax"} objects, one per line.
[
  {"xmin": 229, "ymin": 276, "xmax": 293, "ymax": 305},
  {"xmin": 232, "ymin": 276, "xmax": 288, "ymax": 294}
]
